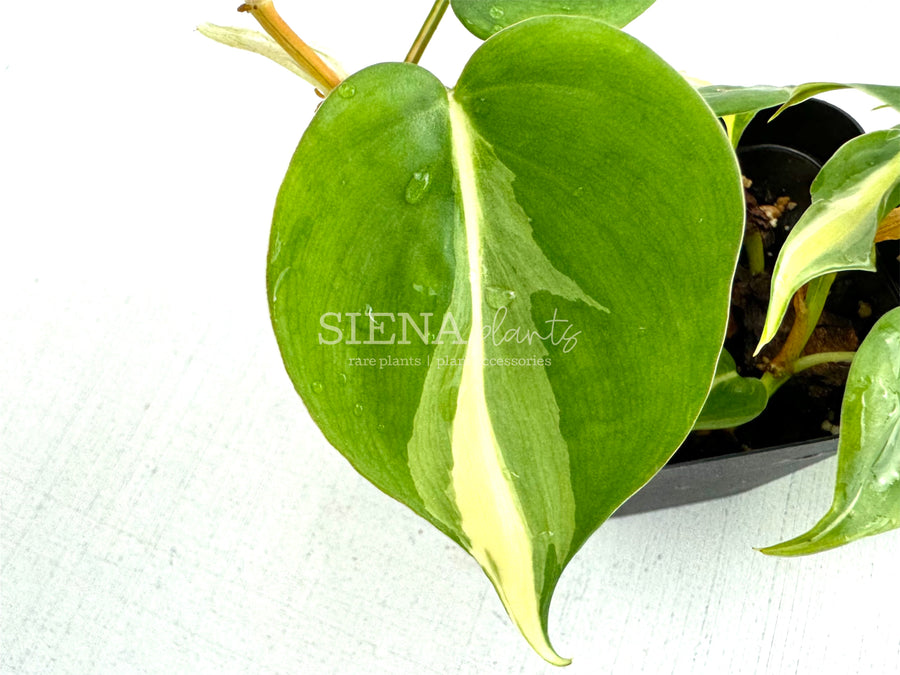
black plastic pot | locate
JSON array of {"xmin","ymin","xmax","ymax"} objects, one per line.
[
  {"xmin": 616, "ymin": 99, "xmax": 899, "ymax": 516},
  {"xmin": 738, "ymin": 98, "xmax": 865, "ymax": 166},
  {"xmin": 615, "ymin": 438, "xmax": 837, "ymax": 516}
]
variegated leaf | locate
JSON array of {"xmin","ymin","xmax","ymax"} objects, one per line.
[
  {"xmin": 757, "ymin": 127, "xmax": 900, "ymax": 352},
  {"xmin": 761, "ymin": 307, "xmax": 900, "ymax": 556},
  {"xmin": 267, "ymin": 17, "xmax": 743, "ymax": 663}
]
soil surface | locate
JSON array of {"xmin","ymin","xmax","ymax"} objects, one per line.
[{"xmin": 673, "ymin": 176, "xmax": 900, "ymax": 463}]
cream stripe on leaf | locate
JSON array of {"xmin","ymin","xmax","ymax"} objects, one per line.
[{"xmin": 267, "ymin": 17, "xmax": 744, "ymax": 665}]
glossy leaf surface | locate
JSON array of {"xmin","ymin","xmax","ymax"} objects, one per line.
[
  {"xmin": 450, "ymin": 0, "xmax": 655, "ymax": 39},
  {"xmin": 757, "ymin": 128, "xmax": 900, "ymax": 351},
  {"xmin": 694, "ymin": 350, "xmax": 768, "ymax": 430},
  {"xmin": 761, "ymin": 307, "xmax": 900, "ymax": 556},
  {"xmin": 267, "ymin": 17, "xmax": 743, "ymax": 663}
]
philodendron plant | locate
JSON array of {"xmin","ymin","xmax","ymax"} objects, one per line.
[{"xmin": 201, "ymin": 0, "xmax": 900, "ymax": 664}]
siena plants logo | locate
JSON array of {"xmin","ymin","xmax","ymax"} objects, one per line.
[{"xmin": 318, "ymin": 307, "xmax": 583, "ymax": 353}]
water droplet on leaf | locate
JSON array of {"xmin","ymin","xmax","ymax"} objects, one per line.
[
  {"xmin": 271, "ymin": 266, "xmax": 292, "ymax": 304},
  {"xmin": 353, "ymin": 403, "xmax": 364, "ymax": 417},
  {"xmin": 405, "ymin": 171, "xmax": 432, "ymax": 205},
  {"xmin": 873, "ymin": 468, "xmax": 900, "ymax": 492},
  {"xmin": 489, "ymin": 5, "xmax": 505, "ymax": 19},
  {"xmin": 311, "ymin": 381, "xmax": 324, "ymax": 393},
  {"xmin": 338, "ymin": 83, "xmax": 356, "ymax": 99},
  {"xmin": 485, "ymin": 286, "xmax": 516, "ymax": 309}
]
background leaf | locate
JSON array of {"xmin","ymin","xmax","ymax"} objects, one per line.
[
  {"xmin": 699, "ymin": 82, "xmax": 900, "ymax": 146},
  {"xmin": 757, "ymin": 128, "xmax": 900, "ymax": 351},
  {"xmin": 698, "ymin": 84, "xmax": 792, "ymax": 117},
  {"xmin": 267, "ymin": 17, "xmax": 743, "ymax": 663},
  {"xmin": 450, "ymin": 0, "xmax": 656, "ymax": 39},
  {"xmin": 761, "ymin": 307, "xmax": 900, "ymax": 556},
  {"xmin": 773, "ymin": 82, "xmax": 900, "ymax": 117},
  {"xmin": 694, "ymin": 350, "xmax": 768, "ymax": 430}
]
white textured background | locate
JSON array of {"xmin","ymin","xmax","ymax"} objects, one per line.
[{"xmin": 2, "ymin": 1, "xmax": 900, "ymax": 673}]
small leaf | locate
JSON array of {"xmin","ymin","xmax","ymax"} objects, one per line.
[
  {"xmin": 450, "ymin": 0, "xmax": 656, "ymax": 39},
  {"xmin": 694, "ymin": 350, "xmax": 768, "ymax": 430},
  {"xmin": 197, "ymin": 23, "xmax": 347, "ymax": 85},
  {"xmin": 756, "ymin": 128, "xmax": 900, "ymax": 352},
  {"xmin": 268, "ymin": 17, "xmax": 744, "ymax": 663},
  {"xmin": 760, "ymin": 307, "xmax": 900, "ymax": 556}
]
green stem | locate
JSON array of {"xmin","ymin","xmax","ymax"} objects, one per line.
[
  {"xmin": 761, "ymin": 350, "xmax": 855, "ymax": 398},
  {"xmin": 792, "ymin": 351, "xmax": 855, "ymax": 374},
  {"xmin": 745, "ymin": 230, "xmax": 766, "ymax": 275},
  {"xmin": 405, "ymin": 0, "xmax": 450, "ymax": 64}
]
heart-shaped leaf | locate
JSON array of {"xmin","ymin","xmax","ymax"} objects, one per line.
[
  {"xmin": 267, "ymin": 17, "xmax": 743, "ymax": 663},
  {"xmin": 694, "ymin": 350, "xmax": 768, "ymax": 430},
  {"xmin": 757, "ymin": 127, "xmax": 900, "ymax": 352},
  {"xmin": 761, "ymin": 306, "xmax": 900, "ymax": 556},
  {"xmin": 450, "ymin": 0, "xmax": 656, "ymax": 39}
]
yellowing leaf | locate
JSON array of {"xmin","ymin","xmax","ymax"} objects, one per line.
[{"xmin": 197, "ymin": 23, "xmax": 347, "ymax": 86}]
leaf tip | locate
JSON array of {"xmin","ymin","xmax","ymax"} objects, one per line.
[
  {"xmin": 768, "ymin": 103, "xmax": 790, "ymax": 122},
  {"xmin": 528, "ymin": 637, "xmax": 571, "ymax": 667},
  {"xmin": 755, "ymin": 542, "xmax": 798, "ymax": 557}
]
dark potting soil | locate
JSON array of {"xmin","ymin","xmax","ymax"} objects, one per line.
[{"xmin": 672, "ymin": 178, "xmax": 900, "ymax": 463}]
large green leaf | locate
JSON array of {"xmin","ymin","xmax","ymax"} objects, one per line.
[
  {"xmin": 756, "ymin": 128, "xmax": 900, "ymax": 351},
  {"xmin": 450, "ymin": 0, "xmax": 656, "ymax": 39},
  {"xmin": 761, "ymin": 307, "xmax": 900, "ymax": 556},
  {"xmin": 694, "ymin": 350, "xmax": 768, "ymax": 430},
  {"xmin": 267, "ymin": 17, "xmax": 743, "ymax": 664}
]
